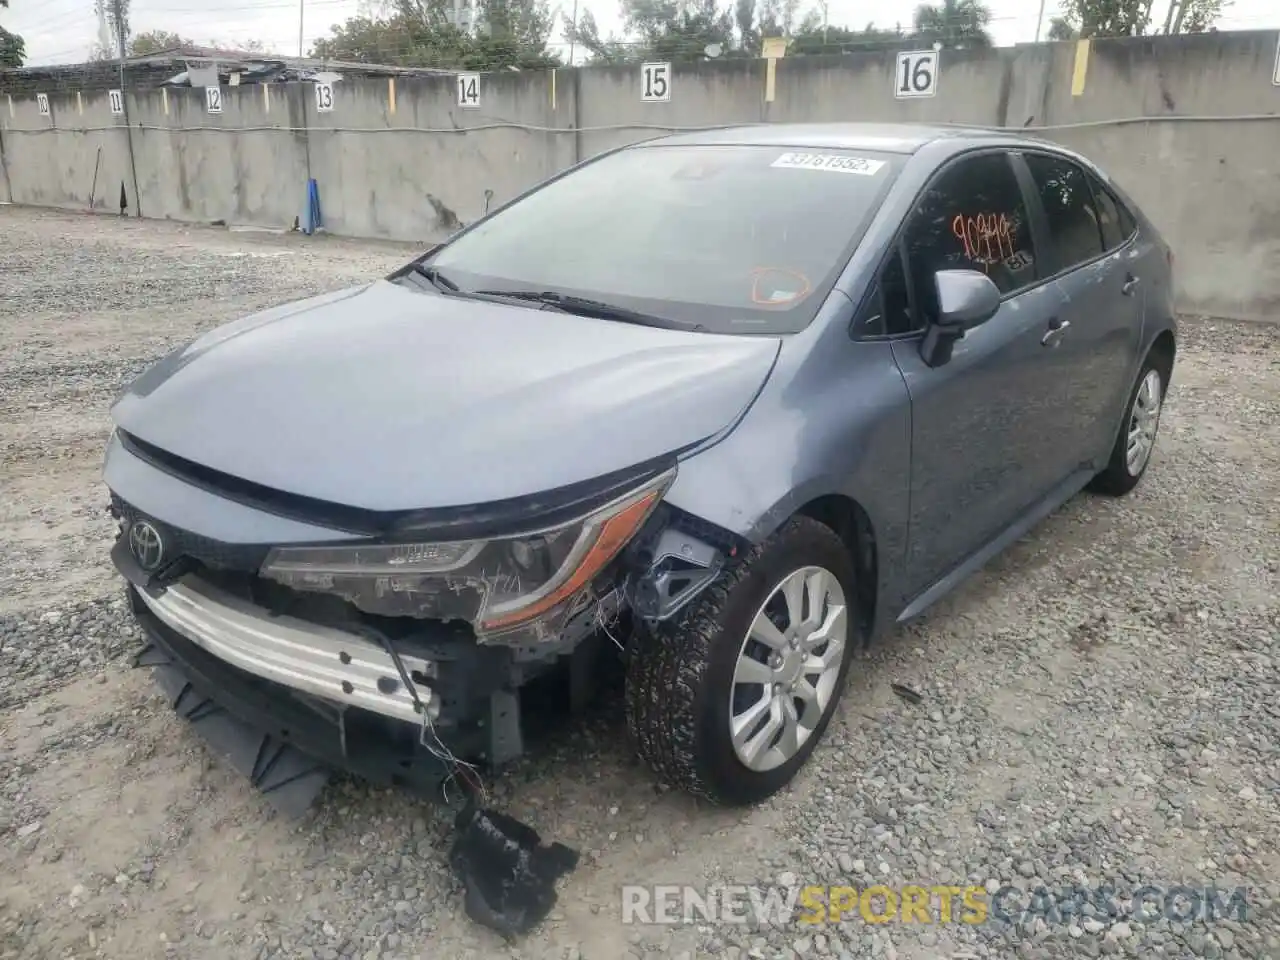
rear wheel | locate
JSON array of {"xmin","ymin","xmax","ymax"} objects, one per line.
[
  {"xmin": 625, "ymin": 517, "xmax": 857, "ymax": 805},
  {"xmin": 1088, "ymin": 358, "xmax": 1165, "ymax": 497}
]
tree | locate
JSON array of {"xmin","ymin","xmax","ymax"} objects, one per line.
[
  {"xmin": 129, "ymin": 30, "xmax": 188, "ymax": 56},
  {"xmin": 1053, "ymin": 0, "xmax": 1225, "ymax": 38},
  {"xmin": 1046, "ymin": 16, "xmax": 1078, "ymax": 39},
  {"xmin": 1054, "ymin": 0, "xmax": 1151, "ymax": 37},
  {"xmin": 0, "ymin": 0, "xmax": 25, "ymax": 67},
  {"xmin": 562, "ymin": 9, "xmax": 636, "ymax": 62},
  {"xmin": 912, "ymin": 0, "xmax": 992, "ymax": 47},
  {"xmin": 313, "ymin": 0, "xmax": 560, "ymax": 69},
  {"xmin": 789, "ymin": 18, "xmax": 907, "ymax": 55},
  {"xmin": 1161, "ymin": 0, "xmax": 1227, "ymax": 33},
  {"xmin": 618, "ymin": 0, "xmax": 735, "ymax": 62}
]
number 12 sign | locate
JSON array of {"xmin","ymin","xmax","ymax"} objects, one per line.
[{"xmin": 895, "ymin": 50, "xmax": 939, "ymax": 99}]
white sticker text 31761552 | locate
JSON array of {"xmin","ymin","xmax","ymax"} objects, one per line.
[{"xmin": 770, "ymin": 153, "xmax": 886, "ymax": 176}]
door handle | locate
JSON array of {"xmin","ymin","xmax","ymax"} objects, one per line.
[
  {"xmin": 1122, "ymin": 274, "xmax": 1141, "ymax": 296},
  {"xmin": 1041, "ymin": 317, "xmax": 1071, "ymax": 347}
]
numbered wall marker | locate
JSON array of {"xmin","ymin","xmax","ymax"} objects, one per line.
[
  {"xmin": 640, "ymin": 62, "xmax": 671, "ymax": 102},
  {"xmin": 895, "ymin": 50, "xmax": 939, "ymax": 99},
  {"xmin": 205, "ymin": 85, "xmax": 223, "ymax": 114},
  {"xmin": 457, "ymin": 74, "xmax": 480, "ymax": 108},
  {"xmin": 36, "ymin": 92, "xmax": 50, "ymax": 116},
  {"xmin": 314, "ymin": 81, "xmax": 335, "ymax": 112},
  {"xmin": 108, "ymin": 89, "xmax": 124, "ymax": 116}
]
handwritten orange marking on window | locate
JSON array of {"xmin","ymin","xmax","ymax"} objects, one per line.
[
  {"xmin": 750, "ymin": 266, "xmax": 812, "ymax": 306},
  {"xmin": 952, "ymin": 212, "xmax": 1016, "ymax": 265}
]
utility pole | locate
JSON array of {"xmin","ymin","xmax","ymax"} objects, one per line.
[
  {"xmin": 1034, "ymin": 0, "xmax": 1047, "ymax": 41},
  {"xmin": 298, "ymin": 0, "xmax": 305, "ymax": 57},
  {"xmin": 111, "ymin": 0, "xmax": 126, "ymax": 59},
  {"xmin": 568, "ymin": 0, "xmax": 578, "ymax": 65},
  {"xmin": 110, "ymin": 0, "xmax": 143, "ymax": 218}
]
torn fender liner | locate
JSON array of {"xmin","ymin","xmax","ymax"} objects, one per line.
[
  {"xmin": 449, "ymin": 800, "xmax": 580, "ymax": 938},
  {"xmin": 135, "ymin": 641, "xmax": 332, "ymax": 818}
]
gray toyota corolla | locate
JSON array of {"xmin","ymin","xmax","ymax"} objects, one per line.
[{"xmin": 106, "ymin": 122, "xmax": 1176, "ymax": 811}]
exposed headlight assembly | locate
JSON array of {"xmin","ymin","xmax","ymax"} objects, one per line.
[{"xmin": 259, "ymin": 468, "xmax": 674, "ymax": 642}]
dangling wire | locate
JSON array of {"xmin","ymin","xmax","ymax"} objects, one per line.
[
  {"xmin": 358, "ymin": 623, "xmax": 489, "ymax": 806},
  {"xmin": 593, "ymin": 585, "xmax": 627, "ymax": 652}
]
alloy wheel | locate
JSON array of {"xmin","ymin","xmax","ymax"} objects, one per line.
[
  {"xmin": 1126, "ymin": 368, "xmax": 1163, "ymax": 476},
  {"xmin": 728, "ymin": 566, "xmax": 848, "ymax": 773}
]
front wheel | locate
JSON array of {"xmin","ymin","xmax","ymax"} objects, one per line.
[
  {"xmin": 1088, "ymin": 358, "xmax": 1165, "ymax": 497},
  {"xmin": 625, "ymin": 517, "xmax": 857, "ymax": 805}
]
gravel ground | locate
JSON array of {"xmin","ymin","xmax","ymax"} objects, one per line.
[{"xmin": 0, "ymin": 205, "xmax": 1277, "ymax": 960}]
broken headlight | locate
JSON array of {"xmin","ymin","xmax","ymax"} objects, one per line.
[{"xmin": 259, "ymin": 468, "xmax": 673, "ymax": 640}]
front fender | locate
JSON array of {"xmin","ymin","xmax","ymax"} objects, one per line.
[{"xmin": 663, "ymin": 324, "xmax": 914, "ymax": 618}]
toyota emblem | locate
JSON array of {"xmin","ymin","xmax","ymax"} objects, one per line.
[{"xmin": 128, "ymin": 519, "xmax": 166, "ymax": 572}]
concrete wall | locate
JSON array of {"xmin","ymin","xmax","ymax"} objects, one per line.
[
  {"xmin": 306, "ymin": 71, "xmax": 575, "ymax": 240},
  {"xmin": 1, "ymin": 30, "xmax": 1277, "ymax": 320},
  {"xmin": 1, "ymin": 90, "xmax": 134, "ymax": 212},
  {"xmin": 1016, "ymin": 33, "xmax": 1280, "ymax": 322},
  {"xmin": 127, "ymin": 83, "xmax": 311, "ymax": 226}
]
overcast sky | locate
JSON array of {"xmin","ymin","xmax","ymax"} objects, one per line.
[{"xmin": 5, "ymin": 0, "xmax": 1278, "ymax": 66}]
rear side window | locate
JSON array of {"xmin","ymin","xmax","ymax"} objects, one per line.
[
  {"xmin": 1023, "ymin": 153, "xmax": 1105, "ymax": 274},
  {"xmin": 1088, "ymin": 175, "xmax": 1137, "ymax": 251},
  {"xmin": 901, "ymin": 152, "xmax": 1036, "ymax": 321}
]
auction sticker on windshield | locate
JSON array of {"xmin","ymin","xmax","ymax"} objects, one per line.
[{"xmin": 771, "ymin": 152, "xmax": 886, "ymax": 176}]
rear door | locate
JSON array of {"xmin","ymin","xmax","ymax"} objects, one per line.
[
  {"xmin": 882, "ymin": 150, "xmax": 1074, "ymax": 595},
  {"xmin": 1015, "ymin": 151, "xmax": 1144, "ymax": 470}
]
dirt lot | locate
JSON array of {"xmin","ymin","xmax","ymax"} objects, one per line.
[{"xmin": 0, "ymin": 206, "xmax": 1277, "ymax": 960}]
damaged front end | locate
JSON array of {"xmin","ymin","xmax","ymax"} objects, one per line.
[
  {"xmin": 256, "ymin": 466, "xmax": 675, "ymax": 647},
  {"xmin": 110, "ymin": 438, "xmax": 739, "ymax": 817}
]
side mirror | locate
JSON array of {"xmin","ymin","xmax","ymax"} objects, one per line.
[
  {"xmin": 936, "ymin": 269, "xmax": 1001, "ymax": 330},
  {"xmin": 920, "ymin": 269, "xmax": 1001, "ymax": 368}
]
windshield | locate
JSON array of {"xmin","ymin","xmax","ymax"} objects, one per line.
[{"xmin": 424, "ymin": 143, "xmax": 903, "ymax": 334}]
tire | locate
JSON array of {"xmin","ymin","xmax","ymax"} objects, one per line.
[
  {"xmin": 625, "ymin": 516, "xmax": 857, "ymax": 806},
  {"xmin": 1088, "ymin": 353, "xmax": 1166, "ymax": 497}
]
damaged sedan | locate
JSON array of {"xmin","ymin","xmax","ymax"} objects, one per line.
[{"xmin": 105, "ymin": 123, "xmax": 1176, "ymax": 813}]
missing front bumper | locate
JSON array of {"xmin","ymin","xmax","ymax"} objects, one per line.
[
  {"xmin": 126, "ymin": 581, "xmax": 530, "ymax": 815},
  {"xmin": 134, "ymin": 574, "xmax": 440, "ymax": 725},
  {"xmin": 129, "ymin": 592, "xmax": 464, "ymax": 814}
]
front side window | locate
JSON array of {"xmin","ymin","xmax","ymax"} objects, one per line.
[
  {"xmin": 1024, "ymin": 153, "xmax": 1105, "ymax": 274},
  {"xmin": 900, "ymin": 152, "xmax": 1037, "ymax": 322},
  {"xmin": 426, "ymin": 144, "xmax": 903, "ymax": 334}
]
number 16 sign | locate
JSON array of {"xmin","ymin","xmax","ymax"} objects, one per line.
[{"xmin": 895, "ymin": 50, "xmax": 939, "ymax": 99}]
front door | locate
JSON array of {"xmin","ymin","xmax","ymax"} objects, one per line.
[{"xmin": 885, "ymin": 150, "xmax": 1075, "ymax": 596}]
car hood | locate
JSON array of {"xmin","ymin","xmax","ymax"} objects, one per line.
[{"xmin": 111, "ymin": 280, "xmax": 781, "ymax": 512}]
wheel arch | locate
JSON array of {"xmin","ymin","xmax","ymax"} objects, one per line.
[
  {"xmin": 1148, "ymin": 328, "xmax": 1176, "ymax": 392},
  {"xmin": 792, "ymin": 494, "xmax": 878, "ymax": 645}
]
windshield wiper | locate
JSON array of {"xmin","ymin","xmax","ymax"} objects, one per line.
[
  {"xmin": 471, "ymin": 289, "xmax": 688, "ymax": 329},
  {"xmin": 410, "ymin": 263, "xmax": 460, "ymax": 293}
]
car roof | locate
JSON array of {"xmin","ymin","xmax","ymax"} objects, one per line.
[{"xmin": 636, "ymin": 122, "xmax": 1035, "ymax": 156}]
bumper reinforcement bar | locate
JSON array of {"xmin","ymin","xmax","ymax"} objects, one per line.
[{"xmin": 135, "ymin": 575, "xmax": 439, "ymax": 725}]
